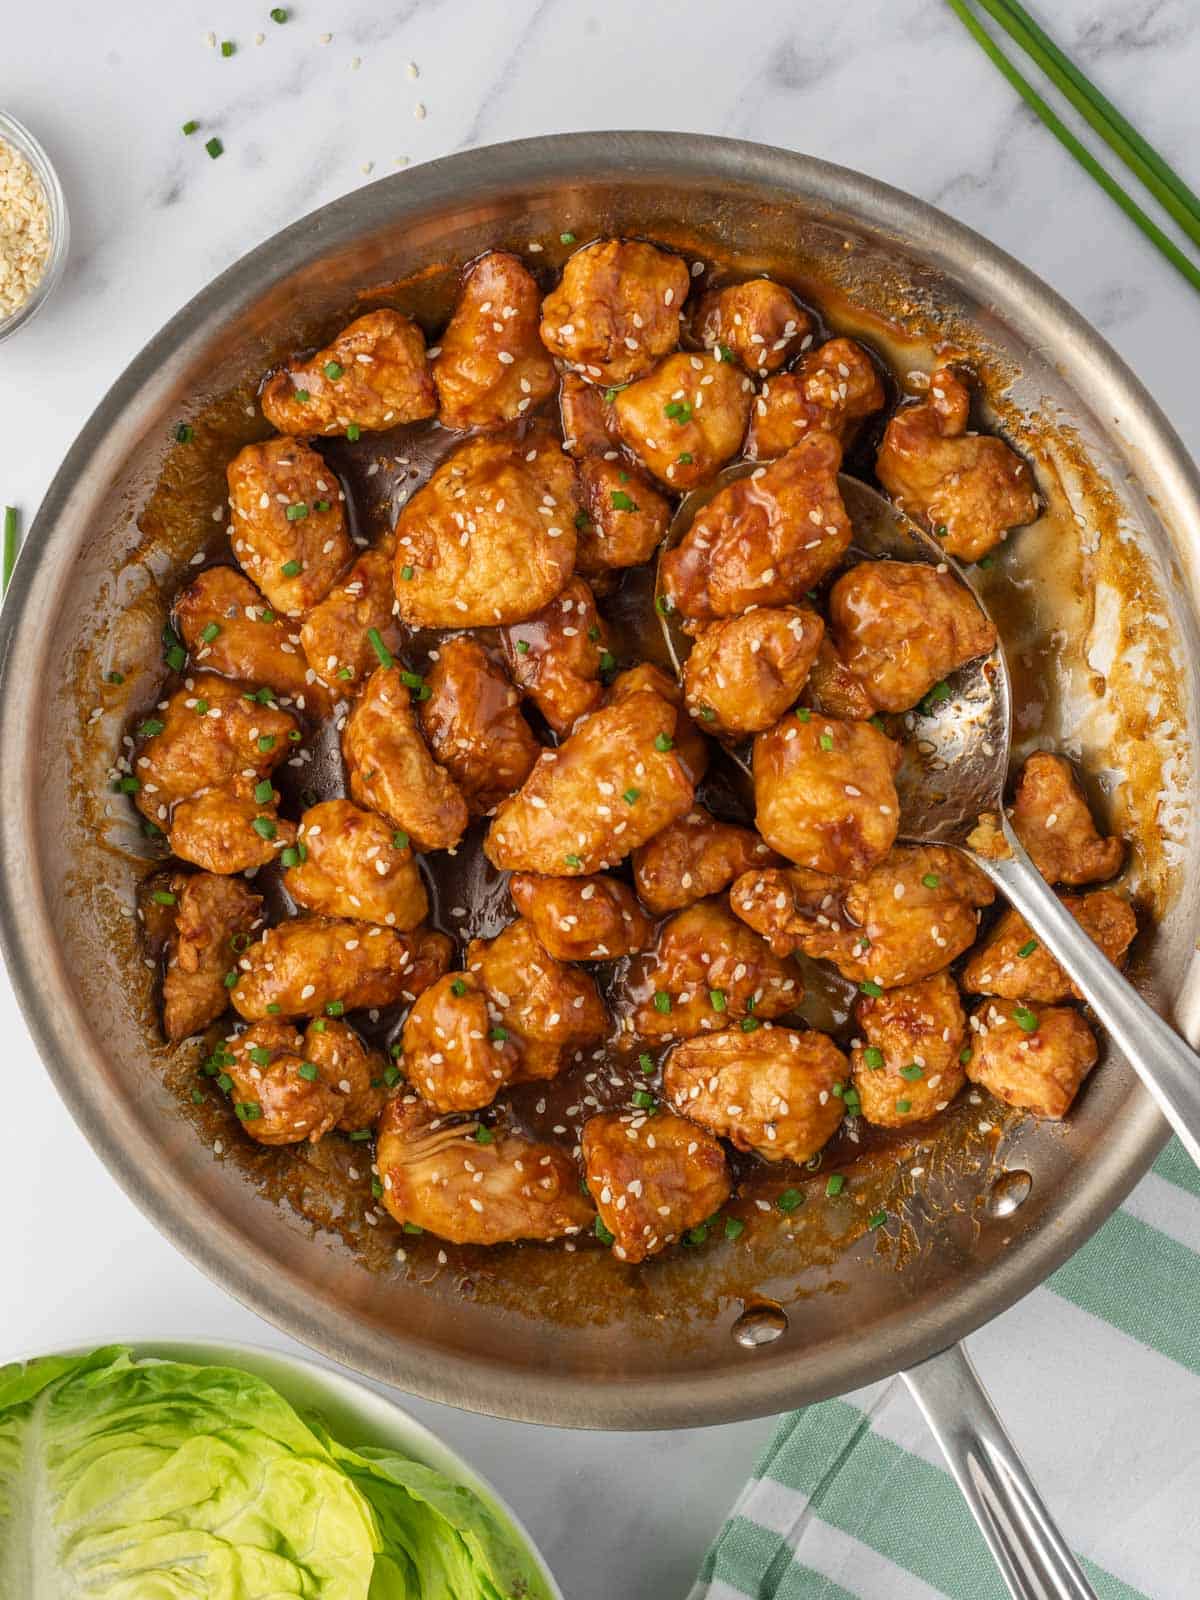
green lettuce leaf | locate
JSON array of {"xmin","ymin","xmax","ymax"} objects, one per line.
[
  {"xmin": 320, "ymin": 1432, "xmax": 554, "ymax": 1600},
  {"xmin": 0, "ymin": 1347, "xmax": 379, "ymax": 1598}
]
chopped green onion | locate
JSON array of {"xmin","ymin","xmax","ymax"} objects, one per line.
[
  {"xmin": 220, "ymin": 39, "xmax": 235, "ymax": 57},
  {"xmin": 610, "ymin": 490, "xmax": 637, "ymax": 512},
  {"xmin": 346, "ymin": 423, "xmax": 361, "ymax": 442},
  {"xmin": 818, "ymin": 732, "xmax": 834, "ymax": 751},
  {"xmin": 280, "ymin": 846, "xmax": 301, "ymax": 869},
  {"xmin": 326, "ymin": 1000, "xmax": 345, "ymax": 1017},
  {"xmin": 175, "ymin": 423, "xmax": 194, "ymax": 444},
  {"xmin": 399, "ymin": 565, "xmax": 414, "ymax": 581},
  {"xmin": 138, "ymin": 718, "xmax": 165, "ymax": 738},
  {"xmin": 223, "ymin": 970, "xmax": 239, "ymax": 989},
  {"xmin": 654, "ymin": 594, "xmax": 672, "ymax": 616},
  {"xmin": 959, "ymin": 1045, "xmax": 973, "ymax": 1064},
  {"xmin": 193, "ymin": 698, "xmax": 209, "ymax": 716},
  {"xmin": 654, "ymin": 732, "xmax": 674, "ymax": 752},
  {"xmin": 740, "ymin": 1016, "xmax": 760, "ymax": 1033},
  {"xmin": 257, "ymin": 734, "xmax": 276, "ymax": 753},
  {"xmin": 638, "ymin": 1052, "xmax": 655, "ymax": 1075},
  {"xmin": 236, "ymin": 1101, "xmax": 262, "ymax": 1121},
  {"xmin": 367, "ymin": 627, "xmax": 393, "ymax": 668},
  {"xmin": 663, "ymin": 400, "xmax": 693, "ymax": 424},
  {"xmin": 284, "ymin": 503, "xmax": 308, "ymax": 522},
  {"xmin": 402, "ymin": 1221, "xmax": 423, "ymax": 1234},
  {"xmin": 560, "ymin": 231, "xmax": 576, "ymax": 244},
  {"xmin": 599, "ymin": 650, "xmax": 616, "ymax": 674},
  {"xmin": 574, "ymin": 509, "xmax": 590, "ymax": 530},
  {"xmin": 348, "ymin": 1128, "xmax": 373, "ymax": 1142},
  {"xmin": 270, "ymin": 6, "xmax": 288, "ymax": 21},
  {"xmin": 676, "ymin": 452, "xmax": 693, "ymax": 465},
  {"xmin": 105, "ymin": 670, "xmax": 125, "ymax": 685},
  {"xmin": 384, "ymin": 1064, "xmax": 401, "ymax": 1086},
  {"xmin": 919, "ymin": 681, "xmax": 952, "ymax": 714},
  {"xmin": 515, "ymin": 638, "xmax": 531, "ymax": 654},
  {"xmin": 205, "ymin": 137, "xmax": 223, "ymax": 160},
  {"xmin": 251, "ymin": 817, "xmax": 276, "ymax": 840},
  {"xmin": 216, "ymin": 1072, "xmax": 234, "ymax": 1092},
  {"xmin": 248, "ymin": 1045, "xmax": 271, "ymax": 1068},
  {"xmin": 859, "ymin": 980, "xmax": 883, "ymax": 998},
  {"xmin": 253, "ymin": 779, "xmax": 274, "ymax": 804},
  {"xmin": 716, "ymin": 343, "xmax": 734, "ymax": 363},
  {"xmin": 1017, "ymin": 938, "xmax": 1039, "ymax": 958},
  {"xmin": 863, "ymin": 1046, "xmax": 884, "ymax": 1070},
  {"xmin": 489, "ymin": 1025, "xmax": 508, "ymax": 1043},
  {"xmin": 564, "ymin": 854, "xmax": 582, "ymax": 868},
  {"xmin": 724, "ymin": 1217, "xmax": 745, "ymax": 1241},
  {"xmin": 795, "ymin": 707, "xmax": 811, "ymax": 722},
  {"xmin": 474, "ymin": 1126, "xmax": 493, "ymax": 1144},
  {"xmin": 896, "ymin": 1098, "xmax": 912, "ymax": 1114},
  {"xmin": 399, "ymin": 669, "xmax": 424, "ymax": 689},
  {"xmin": 825, "ymin": 1174, "xmax": 845, "ymax": 1197},
  {"xmin": 151, "ymin": 889, "xmax": 177, "ymax": 906},
  {"xmin": 182, "ymin": 120, "xmax": 199, "ymax": 136},
  {"xmin": 1013, "ymin": 1006, "xmax": 1039, "ymax": 1032},
  {"xmin": 198, "ymin": 621, "xmax": 220, "ymax": 643},
  {"xmin": 451, "ymin": 978, "xmax": 467, "ymax": 997},
  {"xmin": 323, "ymin": 360, "xmax": 344, "ymax": 380},
  {"xmin": 594, "ymin": 1216, "xmax": 615, "ymax": 1245},
  {"xmin": 293, "ymin": 389, "xmax": 310, "ymax": 404},
  {"xmin": 776, "ymin": 1188, "xmax": 804, "ymax": 1213},
  {"xmin": 280, "ymin": 559, "xmax": 302, "ymax": 577},
  {"xmin": 623, "ymin": 787, "xmax": 640, "ymax": 805},
  {"xmin": 709, "ymin": 989, "xmax": 726, "ymax": 1012},
  {"xmin": 867, "ymin": 1210, "xmax": 888, "ymax": 1230},
  {"xmin": 631, "ymin": 1089, "xmax": 656, "ymax": 1111},
  {"xmin": 114, "ymin": 775, "xmax": 141, "ymax": 794},
  {"xmin": 900, "ymin": 1063, "xmax": 924, "ymax": 1081},
  {"xmin": 921, "ymin": 873, "xmax": 940, "ymax": 889},
  {"xmin": 191, "ymin": 1087, "xmax": 205, "ymax": 1104}
]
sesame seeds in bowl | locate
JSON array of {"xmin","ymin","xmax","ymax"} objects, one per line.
[{"xmin": 0, "ymin": 112, "xmax": 69, "ymax": 343}]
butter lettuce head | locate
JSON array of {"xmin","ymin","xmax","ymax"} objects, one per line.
[{"xmin": 0, "ymin": 1348, "xmax": 549, "ymax": 1600}]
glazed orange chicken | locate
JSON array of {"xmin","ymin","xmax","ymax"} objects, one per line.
[{"xmin": 128, "ymin": 231, "xmax": 1130, "ymax": 1267}]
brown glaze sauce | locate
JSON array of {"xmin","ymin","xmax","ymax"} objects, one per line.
[{"xmin": 81, "ymin": 228, "xmax": 1179, "ymax": 1333}]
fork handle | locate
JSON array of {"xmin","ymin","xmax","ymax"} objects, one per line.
[{"xmin": 970, "ymin": 819, "xmax": 1200, "ymax": 1168}]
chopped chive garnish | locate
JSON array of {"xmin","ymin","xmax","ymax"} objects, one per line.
[
  {"xmin": 825, "ymin": 1174, "xmax": 845, "ymax": 1197},
  {"xmin": 199, "ymin": 621, "xmax": 220, "ymax": 643},
  {"xmin": 193, "ymin": 699, "xmax": 209, "ymax": 716},
  {"xmin": 1013, "ymin": 1006, "xmax": 1039, "ymax": 1032},
  {"xmin": 310, "ymin": 1018, "xmax": 326, "ymax": 1034},
  {"xmin": 663, "ymin": 400, "xmax": 693, "ymax": 423},
  {"xmin": 152, "ymin": 889, "xmax": 177, "ymax": 906},
  {"xmin": 399, "ymin": 565, "xmax": 414, "ymax": 581},
  {"xmin": 257, "ymin": 734, "xmax": 276, "ymax": 753},
  {"xmin": 451, "ymin": 978, "xmax": 467, "ymax": 997},
  {"xmin": 594, "ymin": 1216, "xmax": 615, "ymax": 1245},
  {"xmin": 114, "ymin": 775, "xmax": 141, "ymax": 793},
  {"xmin": 564, "ymin": 854, "xmax": 582, "ymax": 868},
  {"xmin": 392, "ymin": 830, "xmax": 409, "ymax": 850},
  {"xmin": 399, "ymin": 669, "xmax": 424, "ymax": 689},
  {"xmin": 560, "ymin": 230, "xmax": 576, "ymax": 244},
  {"xmin": 489, "ymin": 1026, "xmax": 508, "ymax": 1043},
  {"xmin": 253, "ymin": 779, "xmax": 274, "ymax": 804},
  {"xmin": 698, "ymin": 706, "xmax": 716, "ymax": 721},
  {"xmin": 235, "ymin": 1101, "xmax": 262, "ymax": 1121},
  {"xmin": 182, "ymin": 120, "xmax": 199, "ymax": 136},
  {"xmin": 515, "ymin": 638, "xmax": 531, "ymax": 654},
  {"xmin": 205, "ymin": 137, "xmax": 223, "ymax": 160},
  {"xmin": 367, "ymin": 627, "xmax": 393, "ymax": 668},
  {"xmin": 654, "ymin": 732, "xmax": 674, "ymax": 752},
  {"xmin": 326, "ymin": 1000, "xmax": 345, "ymax": 1017},
  {"xmin": 724, "ymin": 1217, "xmax": 745, "ymax": 1241},
  {"xmin": 600, "ymin": 650, "xmax": 616, "ymax": 673},
  {"xmin": 323, "ymin": 361, "xmax": 344, "ymax": 380},
  {"xmin": 280, "ymin": 846, "xmax": 300, "ymax": 868},
  {"xmin": 959, "ymin": 1045, "xmax": 973, "ymax": 1064},
  {"xmin": 709, "ymin": 989, "xmax": 726, "ymax": 1012},
  {"xmin": 1017, "ymin": 938, "xmax": 1038, "ymax": 958},
  {"xmin": 868, "ymin": 1210, "xmax": 888, "ymax": 1230},
  {"xmin": 922, "ymin": 873, "xmax": 940, "ymax": 889},
  {"xmin": 896, "ymin": 1098, "xmax": 912, "ymax": 1113},
  {"xmin": 248, "ymin": 1045, "xmax": 271, "ymax": 1067},
  {"xmin": 638, "ymin": 1052, "xmax": 655, "ymax": 1075},
  {"xmin": 652, "ymin": 991, "xmax": 671, "ymax": 1014},
  {"xmin": 280, "ymin": 559, "xmax": 302, "ymax": 577},
  {"xmin": 900, "ymin": 1063, "xmax": 924, "ymax": 1080},
  {"xmin": 776, "ymin": 1188, "xmax": 803, "ymax": 1213},
  {"xmin": 216, "ymin": 1072, "xmax": 234, "ymax": 1092},
  {"xmin": 863, "ymin": 1046, "xmax": 884, "ymax": 1070},
  {"xmin": 191, "ymin": 1087, "xmax": 205, "ymax": 1104},
  {"xmin": 220, "ymin": 39, "xmax": 235, "ymax": 57},
  {"xmin": 383, "ymin": 1064, "xmax": 401, "ymax": 1086},
  {"xmin": 175, "ymin": 423, "xmax": 194, "ymax": 444},
  {"xmin": 402, "ymin": 1221, "xmax": 424, "ymax": 1234},
  {"xmin": 919, "ymin": 681, "xmax": 952, "ymax": 714},
  {"xmin": 716, "ymin": 343, "xmax": 734, "ymax": 362},
  {"xmin": 934, "ymin": 523, "xmax": 947, "ymax": 538},
  {"xmin": 346, "ymin": 423, "xmax": 361, "ymax": 441},
  {"xmin": 138, "ymin": 719, "xmax": 165, "ymax": 738},
  {"xmin": 654, "ymin": 594, "xmax": 672, "ymax": 616},
  {"xmin": 474, "ymin": 1126, "xmax": 493, "ymax": 1144},
  {"xmin": 623, "ymin": 787, "xmax": 640, "ymax": 805},
  {"xmin": 106, "ymin": 670, "xmax": 125, "ymax": 684},
  {"xmin": 284, "ymin": 503, "xmax": 308, "ymax": 522},
  {"xmin": 677, "ymin": 452, "xmax": 693, "ymax": 464},
  {"xmin": 740, "ymin": 1016, "xmax": 760, "ymax": 1032},
  {"xmin": 251, "ymin": 816, "xmax": 276, "ymax": 840},
  {"xmin": 859, "ymin": 980, "xmax": 883, "ymax": 998},
  {"xmin": 818, "ymin": 732, "xmax": 834, "ymax": 751},
  {"xmin": 270, "ymin": 5, "xmax": 288, "ymax": 20},
  {"xmin": 574, "ymin": 509, "xmax": 590, "ymax": 530},
  {"xmin": 348, "ymin": 1128, "xmax": 372, "ymax": 1142},
  {"xmin": 795, "ymin": 707, "xmax": 812, "ymax": 722},
  {"xmin": 223, "ymin": 970, "xmax": 239, "ymax": 988},
  {"xmin": 293, "ymin": 389, "xmax": 310, "ymax": 404},
  {"xmin": 610, "ymin": 490, "xmax": 637, "ymax": 511},
  {"xmin": 631, "ymin": 1089, "xmax": 656, "ymax": 1110}
]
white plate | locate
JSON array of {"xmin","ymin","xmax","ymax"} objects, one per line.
[{"xmin": 6, "ymin": 1337, "xmax": 564, "ymax": 1599}]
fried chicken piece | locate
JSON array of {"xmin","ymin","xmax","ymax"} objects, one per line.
[
  {"xmin": 393, "ymin": 431, "xmax": 578, "ymax": 628},
  {"xmin": 467, "ymin": 918, "xmax": 608, "ymax": 1080},
  {"xmin": 803, "ymin": 636, "xmax": 877, "ymax": 721},
  {"xmin": 605, "ymin": 664, "xmax": 709, "ymax": 786},
  {"xmin": 632, "ymin": 898, "xmax": 801, "ymax": 1041},
  {"xmin": 226, "ymin": 1019, "xmax": 341, "ymax": 1146},
  {"xmin": 614, "ymin": 350, "xmax": 752, "ymax": 490},
  {"xmin": 665, "ymin": 1025, "xmax": 846, "ymax": 1162},
  {"xmin": 851, "ymin": 972, "xmax": 967, "ymax": 1127},
  {"xmin": 559, "ymin": 372, "xmax": 620, "ymax": 457},
  {"xmin": 961, "ymin": 891, "xmax": 1136, "ymax": 1003},
  {"xmin": 231, "ymin": 917, "xmax": 450, "ymax": 1021},
  {"xmin": 631, "ymin": 807, "xmax": 778, "ymax": 916},
  {"xmin": 377, "ymin": 1096, "xmax": 594, "ymax": 1244},
  {"xmin": 500, "ymin": 576, "xmax": 608, "ymax": 735},
  {"xmin": 660, "ymin": 434, "xmax": 850, "ymax": 621},
  {"xmin": 580, "ymin": 1110, "xmax": 730, "ymax": 1264},
  {"xmin": 683, "ymin": 606, "xmax": 824, "ymax": 736},
  {"xmin": 285, "ymin": 798, "xmax": 428, "ymax": 930},
  {"xmin": 876, "ymin": 366, "xmax": 1038, "ymax": 563},
  {"xmin": 167, "ymin": 777, "xmax": 296, "ymax": 875},
  {"xmin": 227, "ymin": 437, "xmax": 354, "ymax": 616},
  {"xmin": 401, "ymin": 972, "xmax": 521, "ymax": 1112},
  {"xmin": 303, "ymin": 1016, "xmax": 390, "ymax": 1131},
  {"xmin": 175, "ymin": 565, "xmax": 328, "ymax": 713},
  {"xmin": 1011, "ymin": 752, "xmax": 1125, "ymax": 886},
  {"xmin": 539, "ymin": 238, "xmax": 690, "ymax": 386},
  {"xmin": 419, "ymin": 635, "xmax": 540, "ymax": 814},
  {"xmin": 966, "ymin": 999, "xmax": 1098, "ymax": 1118},
  {"xmin": 753, "ymin": 713, "xmax": 901, "ymax": 878},
  {"xmin": 509, "ymin": 872, "xmax": 652, "ymax": 962},
  {"xmin": 691, "ymin": 279, "xmax": 812, "ymax": 374},
  {"xmin": 485, "ymin": 689, "xmax": 694, "ymax": 875},
  {"xmin": 162, "ymin": 872, "xmax": 264, "ymax": 1041},
  {"xmin": 575, "ymin": 456, "xmax": 671, "ymax": 576},
  {"xmin": 433, "ymin": 250, "xmax": 557, "ymax": 432},
  {"xmin": 133, "ymin": 673, "xmax": 297, "ymax": 825},
  {"xmin": 260, "ymin": 309, "xmax": 436, "ymax": 436},
  {"xmin": 299, "ymin": 541, "xmax": 405, "ymax": 693},
  {"xmin": 342, "ymin": 665, "xmax": 469, "ymax": 852},
  {"xmin": 747, "ymin": 337, "xmax": 885, "ymax": 459},
  {"xmin": 731, "ymin": 846, "xmax": 995, "ymax": 987},
  {"xmin": 829, "ymin": 560, "xmax": 996, "ymax": 713}
]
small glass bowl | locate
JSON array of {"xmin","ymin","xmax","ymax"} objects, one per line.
[{"xmin": 0, "ymin": 111, "xmax": 70, "ymax": 344}]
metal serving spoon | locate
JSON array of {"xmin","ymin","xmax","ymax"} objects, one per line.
[{"xmin": 656, "ymin": 470, "xmax": 1200, "ymax": 1600}]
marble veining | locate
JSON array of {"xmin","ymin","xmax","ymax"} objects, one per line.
[{"xmin": 2, "ymin": 3, "xmax": 1199, "ymax": 1596}]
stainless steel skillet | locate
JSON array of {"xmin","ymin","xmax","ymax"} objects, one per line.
[{"xmin": 2, "ymin": 133, "xmax": 1199, "ymax": 1598}]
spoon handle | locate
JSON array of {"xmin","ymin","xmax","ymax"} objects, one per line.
[{"xmin": 973, "ymin": 820, "xmax": 1200, "ymax": 1168}]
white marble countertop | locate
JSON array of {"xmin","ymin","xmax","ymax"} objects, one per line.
[{"xmin": 2, "ymin": 3, "xmax": 1198, "ymax": 1596}]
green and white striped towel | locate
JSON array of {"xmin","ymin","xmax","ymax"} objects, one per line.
[{"xmin": 690, "ymin": 1138, "xmax": 1200, "ymax": 1600}]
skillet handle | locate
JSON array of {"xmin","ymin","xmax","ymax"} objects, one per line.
[
  {"xmin": 902, "ymin": 1342, "xmax": 1096, "ymax": 1600},
  {"xmin": 969, "ymin": 820, "xmax": 1200, "ymax": 1169}
]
